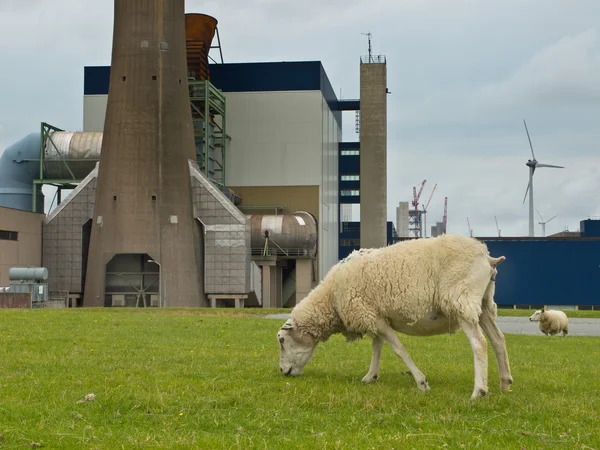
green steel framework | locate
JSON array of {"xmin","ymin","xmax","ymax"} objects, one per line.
[
  {"xmin": 188, "ymin": 79, "xmax": 228, "ymax": 188},
  {"xmin": 31, "ymin": 80, "xmax": 228, "ymax": 213}
]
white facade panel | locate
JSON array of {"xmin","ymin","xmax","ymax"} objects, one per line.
[
  {"xmin": 83, "ymin": 95, "xmax": 108, "ymax": 132},
  {"xmin": 223, "ymin": 91, "xmax": 322, "ymax": 187},
  {"xmin": 318, "ymin": 96, "xmax": 340, "ymax": 279}
]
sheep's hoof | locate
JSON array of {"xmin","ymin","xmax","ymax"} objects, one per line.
[
  {"xmin": 361, "ymin": 373, "xmax": 379, "ymax": 383},
  {"xmin": 471, "ymin": 388, "xmax": 488, "ymax": 399},
  {"xmin": 417, "ymin": 379, "xmax": 430, "ymax": 392},
  {"xmin": 500, "ymin": 377, "xmax": 513, "ymax": 391}
]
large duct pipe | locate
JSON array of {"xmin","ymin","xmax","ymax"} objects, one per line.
[
  {"xmin": 248, "ymin": 211, "xmax": 318, "ymax": 258},
  {"xmin": 0, "ymin": 133, "xmax": 44, "ymax": 211},
  {"xmin": 185, "ymin": 13, "xmax": 217, "ymax": 80}
]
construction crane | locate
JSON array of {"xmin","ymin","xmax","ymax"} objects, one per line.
[
  {"xmin": 411, "ymin": 179, "xmax": 427, "ymax": 237},
  {"xmin": 412, "ymin": 179, "xmax": 426, "ymax": 211},
  {"xmin": 467, "ymin": 217, "xmax": 473, "ymax": 238},
  {"xmin": 421, "ymin": 183, "xmax": 437, "ymax": 238},
  {"xmin": 442, "ymin": 197, "xmax": 448, "ymax": 234},
  {"xmin": 495, "ymin": 216, "xmax": 501, "ymax": 237}
]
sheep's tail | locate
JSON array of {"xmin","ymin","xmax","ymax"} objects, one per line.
[{"xmin": 488, "ymin": 255, "xmax": 506, "ymax": 267}]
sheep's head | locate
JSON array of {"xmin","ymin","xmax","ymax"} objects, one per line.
[
  {"xmin": 277, "ymin": 319, "xmax": 318, "ymax": 377},
  {"xmin": 529, "ymin": 307, "xmax": 546, "ymax": 322}
]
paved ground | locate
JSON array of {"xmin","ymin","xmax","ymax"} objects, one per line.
[{"xmin": 265, "ymin": 314, "xmax": 600, "ymax": 337}]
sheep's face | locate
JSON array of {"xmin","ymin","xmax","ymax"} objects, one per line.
[
  {"xmin": 277, "ymin": 319, "xmax": 317, "ymax": 377},
  {"xmin": 529, "ymin": 310, "xmax": 544, "ymax": 322}
]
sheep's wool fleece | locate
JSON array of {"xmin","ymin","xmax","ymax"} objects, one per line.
[
  {"xmin": 540, "ymin": 310, "xmax": 568, "ymax": 334},
  {"xmin": 291, "ymin": 234, "xmax": 497, "ymax": 340}
]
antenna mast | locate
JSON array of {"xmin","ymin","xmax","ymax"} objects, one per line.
[{"xmin": 362, "ymin": 31, "xmax": 373, "ymax": 62}]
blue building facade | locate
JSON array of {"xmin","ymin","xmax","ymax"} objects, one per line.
[{"xmin": 482, "ymin": 237, "xmax": 600, "ymax": 308}]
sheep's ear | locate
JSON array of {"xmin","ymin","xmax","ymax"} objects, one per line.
[{"xmin": 281, "ymin": 319, "xmax": 294, "ymax": 330}]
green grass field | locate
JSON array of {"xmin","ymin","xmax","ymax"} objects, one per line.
[{"xmin": 1, "ymin": 308, "xmax": 599, "ymax": 449}]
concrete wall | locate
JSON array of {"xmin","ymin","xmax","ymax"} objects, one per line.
[
  {"xmin": 0, "ymin": 292, "xmax": 32, "ymax": 308},
  {"xmin": 0, "ymin": 206, "xmax": 45, "ymax": 286},
  {"xmin": 396, "ymin": 201, "xmax": 409, "ymax": 237}
]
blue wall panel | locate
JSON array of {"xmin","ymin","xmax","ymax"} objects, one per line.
[
  {"xmin": 581, "ymin": 219, "xmax": 600, "ymax": 237},
  {"xmin": 482, "ymin": 239, "xmax": 600, "ymax": 306}
]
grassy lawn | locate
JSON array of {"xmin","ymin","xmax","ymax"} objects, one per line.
[{"xmin": 1, "ymin": 308, "xmax": 599, "ymax": 449}]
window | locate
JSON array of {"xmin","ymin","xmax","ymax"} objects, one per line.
[
  {"xmin": 340, "ymin": 238, "xmax": 360, "ymax": 246},
  {"xmin": 0, "ymin": 230, "xmax": 18, "ymax": 241},
  {"xmin": 341, "ymin": 174, "xmax": 360, "ymax": 181},
  {"xmin": 341, "ymin": 189, "xmax": 360, "ymax": 196},
  {"xmin": 341, "ymin": 149, "xmax": 359, "ymax": 156}
]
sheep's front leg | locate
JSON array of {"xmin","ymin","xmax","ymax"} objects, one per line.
[
  {"xmin": 459, "ymin": 318, "xmax": 489, "ymax": 399},
  {"xmin": 362, "ymin": 335, "xmax": 383, "ymax": 383},
  {"xmin": 479, "ymin": 308, "xmax": 513, "ymax": 391},
  {"xmin": 375, "ymin": 319, "xmax": 430, "ymax": 391}
]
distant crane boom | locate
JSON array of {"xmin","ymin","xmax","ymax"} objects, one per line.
[
  {"xmin": 421, "ymin": 183, "xmax": 437, "ymax": 238},
  {"xmin": 412, "ymin": 179, "xmax": 426, "ymax": 210}
]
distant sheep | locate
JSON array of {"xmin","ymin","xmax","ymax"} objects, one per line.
[
  {"xmin": 529, "ymin": 307, "xmax": 569, "ymax": 337},
  {"xmin": 277, "ymin": 234, "xmax": 513, "ymax": 399}
]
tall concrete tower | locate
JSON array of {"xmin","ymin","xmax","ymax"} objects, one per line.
[
  {"xmin": 83, "ymin": 0, "xmax": 204, "ymax": 307},
  {"xmin": 359, "ymin": 42, "xmax": 388, "ymax": 249}
]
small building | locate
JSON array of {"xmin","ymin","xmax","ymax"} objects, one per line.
[{"xmin": 0, "ymin": 206, "xmax": 45, "ymax": 286}]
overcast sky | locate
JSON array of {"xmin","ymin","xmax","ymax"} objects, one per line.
[{"xmin": 1, "ymin": 0, "xmax": 599, "ymax": 237}]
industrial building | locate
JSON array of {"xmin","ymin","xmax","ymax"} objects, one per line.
[{"xmin": 0, "ymin": 8, "xmax": 389, "ymax": 308}]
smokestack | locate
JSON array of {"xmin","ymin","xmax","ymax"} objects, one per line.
[
  {"xmin": 83, "ymin": 0, "xmax": 205, "ymax": 307},
  {"xmin": 185, "ymin": 13, "xmax": 218, "ymax": 80}
]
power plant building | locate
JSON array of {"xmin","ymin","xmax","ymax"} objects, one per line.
[{"xmin": 0, "ymin": 6, "xmax": 393, "ymax": 309}]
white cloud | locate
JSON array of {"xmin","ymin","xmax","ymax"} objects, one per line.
[{"xmin": 476, "ymin": 29, "xmax": 600, "ymax": 110}]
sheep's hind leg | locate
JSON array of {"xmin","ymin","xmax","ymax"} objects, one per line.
[
  {"xmin": 362, "ymin": 335, "xmax": 384, "ymax": 383},
  {"xmin": 479, "ymin": 308, "xmax": 513, "ymax": 391},
  {"xmin": 458, "ymin": 318, "xmax": 489, "ymax": 399},
  {"xmin": 375, "ymin": 319, "xmax": 430, "ymax": 392}
]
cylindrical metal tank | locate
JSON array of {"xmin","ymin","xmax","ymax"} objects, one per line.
[
  {"xmin": 8, "ymin": 267, "xmax": 49, "ymax": 281},
  {"xmin": 248, "ymin": 211, "xmax": 318, "ymax": 258},
  {"xmin": 44, "ymin": 131, "xmax": 103, "ymax": 179},
  {"xmin": 185, "ymin": 13, "xmax": 218, "ymax": 80}
]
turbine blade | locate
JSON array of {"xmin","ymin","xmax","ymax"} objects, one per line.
[
  {"xmin": 522, "ymin": 180, "xmax": 531, "ymax": 204},
  {"xmin": 536, "ymin": 208, "xmax": 543, "ymax": 221},
  {"xmin": 548, "ymin": 215, "xmax": 557, "ymax": 223},
  {"xmin": 536, "ymin": 163, "xmax": 564, "ymax": 169},
  {"xmin": 523, "ymin": 119, "xmax": 536, "ymax": 160}
]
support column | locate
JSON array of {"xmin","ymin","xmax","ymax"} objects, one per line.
[
  {"xmin": 261, "ymin": 265, "xmax": 282, "ymax": 308},
  {"xmin": 295, "ymin": 259, "xmax": 313, "ymax": 303}
]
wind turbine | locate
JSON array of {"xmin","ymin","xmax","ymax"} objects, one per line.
[
  {"xmin": 536, "ymin": 209, "xmax": 557, "ymax": 237},
  {"xmin": 522, "ymin": 119, "xmax": 564, "ymax": 237}
]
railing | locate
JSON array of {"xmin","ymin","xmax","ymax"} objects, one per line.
[
  {"xmin": 251, "ymin": 248, "xmax": 316, "ymax": 258},
  {"xmin": 360, "ymin": 54, "xmax": 386, "ymax": 64}
]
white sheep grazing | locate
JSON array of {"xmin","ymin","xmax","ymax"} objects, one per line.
[
  {"xmin": 529, "ymin": 307, "xmax": 569, "ymax": 337},
  {"xmin": 276, "ymin": 234, "xmax": 513, "ymax": 399}
]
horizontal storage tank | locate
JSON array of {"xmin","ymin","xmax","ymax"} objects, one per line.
[
  {"xmin": 248, "ymin": 211, "xmax": 318, "ymax": 258},
  {"xmin": 8, "ymin": 267, "xmax": 49, "ymax": 282}
]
